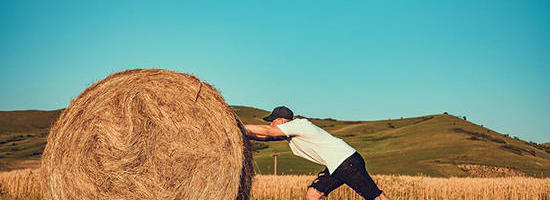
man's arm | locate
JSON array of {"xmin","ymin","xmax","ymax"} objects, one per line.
[
  {"xmin": 244, "ymin": 125, "xmax": 286, "ymax": 137},
  {"xmin": 245, "ymin": 134, "xmax": 287, "ymax": 141}
]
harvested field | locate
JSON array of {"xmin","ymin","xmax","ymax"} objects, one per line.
[
  {"xmin": 0, "ymin": 169, "xmax": 41, "ymax": 199},
  {"xmin": 2, "ymin": 170, "xmax": 549, "ymax": 200},
  {"xmin": 250, "ymin": 175, "xmax": 550, "ymax": 200}
]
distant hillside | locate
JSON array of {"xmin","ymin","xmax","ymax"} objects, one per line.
[
  {"xmin": 0, "ymin": 109, "xmax": 62, "ymax": 171},
  {"xmin": 0, "ymin": 109, "xmax": 62, "ymax": 134},
  {"xmin": 232, "ymin": 106, "xmax": 550, "ymax": 177},
  {"xmin": 1, "ymin": 106, "xmax": 549, "ymax": 178}
]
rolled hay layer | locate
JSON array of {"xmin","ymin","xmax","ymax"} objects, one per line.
[{"xmin": 41, "ymin": 69, "xmax": 253, "ymax": 200}]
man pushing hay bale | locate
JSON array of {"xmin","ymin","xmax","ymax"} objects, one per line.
[{"xmin": 41, "ymin": 69, "xmax": 253, "ymax": 200}]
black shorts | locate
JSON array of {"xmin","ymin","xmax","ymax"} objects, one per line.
[{"xmin": 308, "ymin": 152, "xmax": 383, "ymax": 200}]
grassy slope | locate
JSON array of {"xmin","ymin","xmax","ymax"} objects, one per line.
[
  {"xmin": 232, "ymin": 106, "xmax": 550, "ymax": 177},
  {"xmin": 0, "ymin": 110, "xmax": 62, "ymax": 170},
  {"xmin": 1, "ymin": 106, "xmax": 549, "ymax": 177},
  {"xmin": 0, "ymin": 110, "xmax": 62, "ymax": 134}
]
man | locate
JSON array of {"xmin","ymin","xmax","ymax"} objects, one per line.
[{"xmin": 244, "ymin": 106, "xmax": 391, "ymax": 200}]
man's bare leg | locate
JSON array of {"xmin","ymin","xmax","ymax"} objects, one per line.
[
  {"xmin": 306, "ymin": 187, "xmax": 324, "ymax": 200},
  {"xmin": 374, "ymin": 192, "xmax": 392, "ymax": 200}
]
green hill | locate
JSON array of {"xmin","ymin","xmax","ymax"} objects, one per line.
[{"xmin": 1, "ymin": 106, "xmax": 549, "ymax": 177}]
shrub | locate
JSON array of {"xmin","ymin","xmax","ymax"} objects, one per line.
[
  {"xmin": 452, "ymin": 128, "xmax": 505, "ymax": 144},
  {"xmin": 0, "ymin": 135, "xmax": 25, "ymax": 145},
  {"xmin": 501, "ymin": 144, "xmax": 523, "ymax": 155},
  {"xmin": 251, "ymin": 141, "xmax": 269, "ymax": 152},
  {"xmin": 500, "ymin": 144, "xmax": 536, "ymax": 156}
]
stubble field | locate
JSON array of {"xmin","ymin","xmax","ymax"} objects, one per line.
[{"xmin": 1, "ymin": 169, "xmax": 549, "ymax": 200}]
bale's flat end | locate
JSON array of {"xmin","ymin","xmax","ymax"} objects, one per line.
[{"xmin": 41, "ymin": 68, "xmax": 253, "ymax": 200}]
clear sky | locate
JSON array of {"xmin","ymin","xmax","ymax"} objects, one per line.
[{"xmin": 1, "ymin": 1, "xmax": 549, "ymax": 143}]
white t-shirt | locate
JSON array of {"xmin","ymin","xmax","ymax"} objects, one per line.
[{"xmin": 277, "ymin": 118, "xmax": 357, "ymax": 174}]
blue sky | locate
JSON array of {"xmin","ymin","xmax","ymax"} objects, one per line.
[{"xmin": 1, "ymin": 1, "xmax": 549, "ymax": 143}]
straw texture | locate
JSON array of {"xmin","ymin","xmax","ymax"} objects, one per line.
[{"xmin": 40, "ymin": 68, "xmax": 252, "ymax": 200}]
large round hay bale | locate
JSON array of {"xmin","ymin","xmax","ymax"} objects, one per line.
[{"xmin": 41, "ymin": 69, "xmax": 253, "ymax": 200}]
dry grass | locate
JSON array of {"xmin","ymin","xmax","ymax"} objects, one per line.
[
  {"xmin": 0, "ymin": 169, "xmax": 41, "ymax": 199},
  {"xmin": 251, "ymin": 175, "xmax": 550, "ymax": 200},
  {"xmin": 457, "ymin": 164, "xmax": 526, "ymax": 177},
  {"xmin": 1, "ymin": 170, "xmax": 549, "ymax": 200},
  {"xmin": 40, "ymin": 69, "xmax": 253, "ymax": 200}
]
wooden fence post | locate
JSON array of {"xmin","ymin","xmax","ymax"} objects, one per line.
[{"xmin": 272, "ymin": 153, "xmax": 279, "ymax": 176}]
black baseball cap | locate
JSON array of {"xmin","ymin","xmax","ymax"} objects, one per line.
[{"xmin": 263, "ymin": 106, "xmax": 294, "ymax": 122}]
